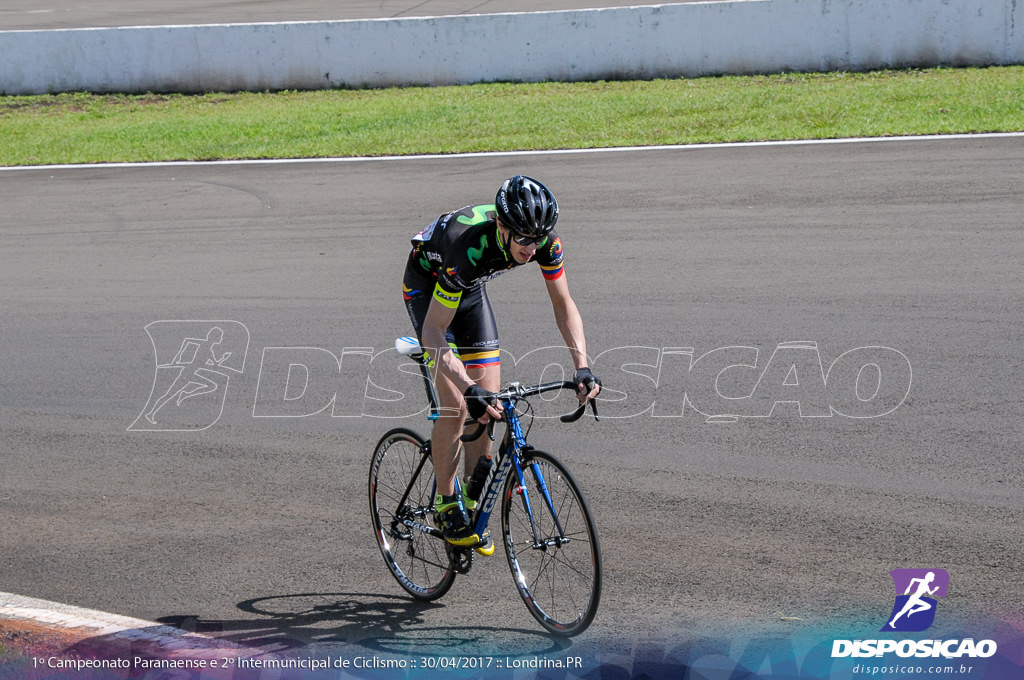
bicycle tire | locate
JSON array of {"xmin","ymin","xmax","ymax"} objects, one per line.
[
  {"xmin": 369, "ymin": 427, "xmax": 456, "ymax": 601},
  {"xmin": 501, "ymin": 449, "xmax": 602, "ymax": 636}
]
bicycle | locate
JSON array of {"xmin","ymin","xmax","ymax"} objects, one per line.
[{"xmin": 368, "ymin": 336, "xmax": 602, "ymax": 636}]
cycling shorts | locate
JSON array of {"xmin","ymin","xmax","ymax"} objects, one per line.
[{"xmin": 402, "ymin": 267, "xmax": 500, "ymax": 369}]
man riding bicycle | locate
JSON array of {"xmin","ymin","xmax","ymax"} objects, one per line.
[{"xmin": 402, "ymin": 175, "xmax": 601, "ymax": 551}]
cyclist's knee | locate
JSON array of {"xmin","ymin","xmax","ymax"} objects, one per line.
[{"xmin": 467, "ymin": 363, "xmax": 501, "ymax": 391}]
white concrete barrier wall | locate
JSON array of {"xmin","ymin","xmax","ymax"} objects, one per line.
[{"xmin": 1, "ymin": 0, "xmax": 1021, "ymax": 95}]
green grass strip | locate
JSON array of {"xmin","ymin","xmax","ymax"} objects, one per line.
[
  {"xmin": 1, "ymin": 67, "xmax": 1022, "ymax": 166},
  {"xmin": 0, "ymin": 639, "xmax": 27, "ymax": 662}
]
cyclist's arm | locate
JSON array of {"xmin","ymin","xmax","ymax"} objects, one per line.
[{"xmin": 544, "ymin": 273, "xmax": 600, "ymax": 400}]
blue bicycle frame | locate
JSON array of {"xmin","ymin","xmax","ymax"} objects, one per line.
[{"xmin": 468, "ymin": 394, "xmax": 567, "ymax": 549}]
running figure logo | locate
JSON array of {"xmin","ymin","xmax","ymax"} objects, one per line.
[
  {"xmin": 129, "ymin": 321, "xmax": 249, "ymax": 431},
  {"xmin": 881, "ymin": 568, "xmax": 950, "ymax": 632}
]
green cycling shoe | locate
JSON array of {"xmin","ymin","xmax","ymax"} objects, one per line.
[{"xmin": 433, "ymin": 494, "xmax": 480, "ymax": 547}]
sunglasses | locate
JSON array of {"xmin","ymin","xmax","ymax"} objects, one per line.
[{"xmin": 510, "ymin": 232, "xmax": 547, "ymax": 246}]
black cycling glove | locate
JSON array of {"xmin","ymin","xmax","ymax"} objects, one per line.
[
  {"xmin": 463, "ymin": 384, "xmax": 496, "ymax": 421},
  {"xmin": 573, "ymin": 367, "xmax": 602, "ymax": 393}
]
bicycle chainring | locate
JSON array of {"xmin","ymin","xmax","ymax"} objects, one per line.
[{"xmin": 446, "ymin": 544, "xmax": 474, "ymax": 574}]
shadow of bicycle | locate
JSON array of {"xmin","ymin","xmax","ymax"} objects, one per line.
[{"xmin": 155, "ymin": 591, "xmax": 570, "ymax": 657}]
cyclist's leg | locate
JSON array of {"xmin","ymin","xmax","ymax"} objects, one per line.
[
  {"xmin": 462, "ymin": 364, "xmax": 498, "ymax": 473},
  {"xmin": 425, "ymin": 364, "xmax": 498, "ymax": 493},
  {"xmin": 430, "ymin": 370, "xmax": 468, "ymax": 498},
  {"xmin": 452, "ymin": 285, "xmax": 501, "ymax": 480},
  {"xmin": 405, "ymin": 271, "xmax": 490, "ymax": 546},
  {"xmin": 402, "ymin": 269, "xmax": 466, "ymax": 499},
  {"xmin": 448, "ymin": 288, "xmax": 500, "ymax": 555},
  {"xmin": 403, "ymin": 275, "xmax": 496, "ymax": 545},
  {"xmin": 426, "ymin": 366, "xmax": 495, "ymax": 499}
]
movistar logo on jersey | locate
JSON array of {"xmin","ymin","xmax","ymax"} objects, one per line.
[
  {"xmin": 456, "ymin": 204, "xmax": 495, "ymax": 226},
  {"xmin": 467, "ymin": 234, "xmax": 488, "ymax": 266}
]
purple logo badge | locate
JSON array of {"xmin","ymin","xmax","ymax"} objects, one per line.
[{"xmin": 881, "ymin": 568, "xmax": 950, "ymax": 632}]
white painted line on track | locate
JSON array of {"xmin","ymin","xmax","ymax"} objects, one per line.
[
  {"xmin": 2, "ymin": 132, "xmax": 1022, "ymax": 172},
  {"xmin": 0, "ymin": 591, "xmax": 252, "ymax": 655}
]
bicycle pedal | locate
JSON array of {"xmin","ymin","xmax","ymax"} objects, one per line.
[{"xmin": 474, "ymin": 537, "xmax": 495, "ymax": 557}]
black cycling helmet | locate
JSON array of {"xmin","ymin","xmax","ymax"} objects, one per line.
[{"xmin": 495, "ymin": 175, "xmax": 558, "ymax": 238}]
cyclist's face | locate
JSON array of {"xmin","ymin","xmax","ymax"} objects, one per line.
[{"xmin": 498, "ymin": 221, "xmax": 539, "ymax": 264}]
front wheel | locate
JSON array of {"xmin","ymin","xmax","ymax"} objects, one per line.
[
  {"xmin": 369, "ymin": 428, "xmax": 455, "ymax": 600},
  {"xmin": 501, "ymin": 449, "xmax": 602, "ymax": 636}
]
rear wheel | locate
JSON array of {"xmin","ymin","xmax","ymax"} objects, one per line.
[
  {"xmin": 369, "ymin": 428, "xmax": 455, "ymax": 600},
  {"xmin": 501, "ymin": 449, "xmax": 601, "ymax": 636}
]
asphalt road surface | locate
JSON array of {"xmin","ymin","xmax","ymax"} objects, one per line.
[
  {"xmin": 1, "ymin": 0, "xmax": 713, "ymax": 30},
  {"xmin": 2, "ymin": 137, "xmax": 1023, "ymax": 664}
]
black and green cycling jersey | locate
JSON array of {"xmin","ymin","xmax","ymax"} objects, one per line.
[
  {"xmin": 405, "ymin": 203, "xmax": 565, "ymax": 311},
  {"xmin": 401, "ymin": 203, "xmax": 565, "ymax": 369}
]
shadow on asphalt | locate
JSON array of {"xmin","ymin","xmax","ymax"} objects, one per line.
[{"xmin": 150, "ymin": 591, "xmax": 570, "ymax": 657}]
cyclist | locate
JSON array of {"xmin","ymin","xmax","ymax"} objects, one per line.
[{"xmin": 402, "ymin": 175, "xmax": 601, "ymax": 550}]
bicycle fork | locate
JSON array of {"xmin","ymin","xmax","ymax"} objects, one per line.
[
  {"xmin": 513, "ymin": 455, "xmax": 570, "ymax": 551},
  {"xmin": 502, "ymin": 405, "xmax": 570, "ymax": 551}
]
